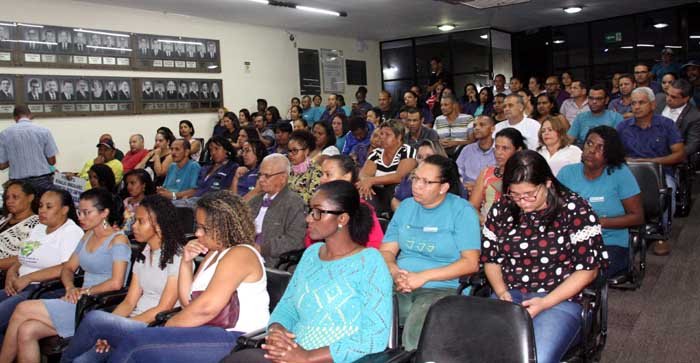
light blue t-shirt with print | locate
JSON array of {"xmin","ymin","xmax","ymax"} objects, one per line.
[
  {"xmin": 162, "ymin": 160, "xmax": 201, "ymax": 192},
  {"xmin": 383, "ymin": 193, "xmax": 481, "ymax": 289},
  {"xmin": 557, "ymin": 163, "xmax": 640, "ymax": 248},
  {"xmin": 568, "ymin": 110, "xmax": 624, "ymax": 146}
]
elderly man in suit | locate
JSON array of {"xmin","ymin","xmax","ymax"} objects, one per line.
[
  {"xmin": 247, "ymin": 153, "xmax": 306, "ymax": 267},
  {"xmin": 655, "ymin": 79, "xmax": 700, "ymax": 157}
]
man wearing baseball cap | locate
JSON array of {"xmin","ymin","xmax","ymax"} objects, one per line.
[
  {"xmin": 652, "ymin": 48, "xmax": 681, "ymax": 81},
  {"xmin": 681, "ymin": 60, "xmax": 700, "ymax": 108},
  {"xmin": 71, "ymin": 137, "xmax": 124, "ymax": 189}
]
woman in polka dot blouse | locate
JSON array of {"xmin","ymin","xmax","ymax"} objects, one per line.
[{"xmin": 481, "ymin": 150, "xmax": 606, "ymax": 363}]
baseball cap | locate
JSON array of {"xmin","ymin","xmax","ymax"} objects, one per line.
[
  {"xmin": 681, "ymin": 60, "xmax": 700, "ymax": 70},
  {"xmin": 96, "ymin": 139, "xmax": 115, "ymax": 149}
]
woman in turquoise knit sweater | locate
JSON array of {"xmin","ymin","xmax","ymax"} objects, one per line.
[{"xmin": 223, "ymin": 180, "xmax": 393, "ymax": 363}]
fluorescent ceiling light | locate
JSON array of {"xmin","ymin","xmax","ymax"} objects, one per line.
[
  {"xmin": 438, "ymin": 24, "xmax": 456, "ymax": 32},
  {"xmin": 17, "ymin": 23, "xmax": 43, "ymax": 28},
  {"xmin": 86, "ymin": 45, "xmax": 131, "ymax": 51},
  {"xmin": 637, "ymin": 43, "xmax": 654, "ymax": 47},
  {"xmin": 690, "ymin": 35, "xmax": 700, "ymax": 39},
  {"xmin": 603, "ymin": 48, "xmax": 609, "ymax": 52},
  {"xmin": 480, "ymin": 34, "xmax": 488, "ymax": 39},
  {"xmin": 296, "ymin": 5, "xmax": 341, "ymax": 16},
  {"xmin": 664, "ymin": 45, "xmax": 682, "ymax": 49},
  {"xmin": 653, "ymin": 23, "xmax": 668, "ymax": 29},
  {"xmin": 1, "ymin": 39, "xmax": 57, "ymax": 45},
  {"xmin": 620, "ymin": 46, "xmax": 634, "ymax": 49},
  {"xmin": 553, "ymin": 39, "xmax": 565, "ymax": 44},
  {"xmin": 563, "ymin": 6, "xmax": 582, "ymax": 14},
  {"xmin": 73, "ymin": 28, "xmax": 130, "ymax": 38},
  {"xmin": 0, "ymin": 22, "xmax": 16, "ymax": 27},
  {"xmin": 246, "ymin": 0, "xmax": 269, "ymax": 3},
  {"xmin": 157, "ymin": 39, "xmax": 203, "ymax": 45}
]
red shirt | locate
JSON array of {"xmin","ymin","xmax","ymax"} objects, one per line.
[{"xmin": 122, "ymin": 149, "xmax": 150, "ymax": 173}]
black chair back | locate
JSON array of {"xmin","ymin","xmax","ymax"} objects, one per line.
[
  {"xmin": 414, "ymin": 296, "xmax": 536, "ymax": 363},
  {"xmin": 627, "ymin": 161, "xmax": 664, "ymax": 221},
  {"xmin": 378, "ymin": 217, "xmax": 390, "ymax": 233},
  {"xmin": 266, "ymin": 268, "xmax": 292, "ymax": 312}
]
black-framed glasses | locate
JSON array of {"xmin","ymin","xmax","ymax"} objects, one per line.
[
  {"xmin": 308, "ymin": 208, "xmax": 346, "ymax": 221},
  {"xmin": 259, "ymin": 171, "xmax": 286, "ymax": 179},
  {"xmin": 505, "ymin": 185, "xmax": 543, "ymax": 202}
]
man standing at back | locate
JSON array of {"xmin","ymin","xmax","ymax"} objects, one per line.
[{"xmin": 0, "ymin": 105, "xmax": 58, "ymax": 192}]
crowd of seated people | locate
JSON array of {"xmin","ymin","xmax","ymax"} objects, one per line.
[{"xmin": 0, "ymin": 55, "xmax": 699, "ymax": 362}]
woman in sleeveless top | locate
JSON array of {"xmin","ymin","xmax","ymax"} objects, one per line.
[
  {"xmin": 470, "ymin": 128, "xmax": 526, "ymax": 223},
  {"xmin": 0, "ymin": 181, "xmax": 39, "ymax": 269},
  {"xmin": 61, "ymin": 195, "xmax": 186, "ymax": 363},
  {"xmin": 0, "ymin": 188, "xmax": 131, "ymax": 363},
  {"xmin": 136, "ymin": 129, "xmax": 175, "ymax": 187},
  {"xmin": 108, "ymin": 190, "xmax": 269, "ymax": 363}
]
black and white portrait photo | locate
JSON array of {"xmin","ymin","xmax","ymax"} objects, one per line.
[
  {"xmin": 188, "ymin": 81, "xmax": 199, "ymax": 99},
  {"xmin": 210, "ymin": 82, "xmax": 221, "ymax": 100},
  {"xmin": 118, "ymin": 80, "xmax": 131, "ymax": 100},
  {"xmin": 88, "ymin": 33, "xmax": 102, "ymax": 53},
  {"xmin": 92, "ymin": 79, "xmax": 104, "ymax": 100},
  {"xmin": 104, "ymin": 80, "xmax": 118, "ymax": 100},
  {"xmin": 137, "ymin": 37, "xmax": 150, "ymax": 57},
  {"xmin": 57, "ymin": 30, "xmax": 72, "ymax": 52},
  {"xmin": 142, "ymin": 80, "xmax": 154, "ymax": 100},
  {"xmin": 166, "ymin": 80, "xmax": 177, "ymax": 100},
  {"xmin": 0, "ymin": 78, "xmax": 14, "ymax": 101},
  {"xmin": 60, "ymin": 80, "xmax": 74, "ymax": 101},
  {"xmin": 162, "ymin": 41, "xmax": 173, "ymax": 58},
  {"xmin": 24, "ymin": 28, "xmax": 41, "ymax": 51},
  {"xmin": 26, "ymin": 78, "xmax": 42, "ymax": 101},
  {"xmin": 74, "ymin": 32, "xmax": 87, "ymax": 52},
  {"xmin": 42, "ymin": 28, "xmax": 57, "ymax": 51},
  {"xmin": 178, "ymin": 81, "xmax": 188, "ymax": 100},
  {"xmin": 154, "ymin": 81, "xmax": 166, "ymax": 100},
  {"xmin": 151, "ymin": 38, "xmax": 163, "ymax": 57},
  {"xmin": 199, "ymin": 82, "xmax": 210, "ymax": 99},
  {"xmin": 75, "ymin": 79, "xmax": 90, "ymax": 101},
  {"xmin": 206, "ymin": 41, "xmax": 217, "ymax": 59},
  {"xmin": 43, "ymin": 79, "xmax": 59, "ymax": 101}
]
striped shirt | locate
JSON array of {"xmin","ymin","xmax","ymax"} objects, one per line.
[
  {"xmin": 367, "ymin": 144, "xmax": 415, "ymax": 177},
  {"xmin": 433, "ymin": 113, "xmax": 473, "ymax": 140},
  {"xmin": 0, "ymin": 119, "xmax": 58, "ymax": 179}
]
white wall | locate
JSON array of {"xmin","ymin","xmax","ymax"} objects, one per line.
[{"xmin": 0, "ymin": 0, "xmax": 381, "ymax": 184}]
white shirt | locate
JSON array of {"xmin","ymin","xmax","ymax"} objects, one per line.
[
  {"xmin": 494, "ymin": 117, "xmax": 542, "ymax": 150},
  {"xmin": 254, "ymin": 192, "xmax": 277, "ymax": 235},
  {"xmin": 662, "ymin": 104, "xmax": 686, "ymax": 124},
  {"xmin": 18, "ymin": 219, "xmax": 83, "ymax": 278},
  {"xmin": 538, "ymin": 145, "xmax": 582, "ymax": 176},
  {"xmin": 492, "ymin": 86, "xmax": 511, "ymax": 96}
]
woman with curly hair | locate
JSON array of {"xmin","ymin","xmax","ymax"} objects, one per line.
[
  {"xmin": 104, "ymin": 190, "xmax": 269, "ymax": 362},
  {"xmin": 60, "ymin": 195, "xmax": 186, "ymax": 362}
]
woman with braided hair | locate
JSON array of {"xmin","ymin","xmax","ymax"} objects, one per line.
[{"xmin": 104, "ymin": 190, "xmax": 270, "ymax": 363}]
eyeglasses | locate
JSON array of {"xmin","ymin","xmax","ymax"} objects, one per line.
[
  {"xmin": 505, "ymin": 185, "xmax": 543, "ymax": 202},
  {"xmin": 409, "ymin": 173, "xmax": 443, "ymax": 187},
  {"xmin": 583, "ymin": 140, "xmax": 605, "ymax": 153},
  {"xmin": 259, "ymin": 171, "xmax": 286, "ymax": 179},
  {"xmin": 288, "ymin": 148, "xmax": 307, "ymax": 155},
  {"xmin": 308, "ymin": 208, "xmax": 346, "ymax": 221},
  {"xmin": 77, "ymin": 208, "xmax": 98, "ymax": 218}
]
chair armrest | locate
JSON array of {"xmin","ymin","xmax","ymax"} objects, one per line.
[
  {"xmin": 75, "ymin": 288, "xmax": 129, "ymax": 325},
  {"xmin": 29, "ymin": 272, "xmax": 84, "ymax": 299},
  {"xmin": 354, "ymin": 348, "xmax": 409, "ymax": 363},
  {"xmin": 457, "ymin": 270, "xmax": 490, "ymax": 296},
  {"xmin": 231, "ymin": 328, "xmax": 267, "ymax": 352},
  {"xmin": 275, "ymin": 248, "xmax": 306, "ymax": 271},
  {"xmin": 148, "ymin": 307, "xmax": 182, "ymax": 327}
]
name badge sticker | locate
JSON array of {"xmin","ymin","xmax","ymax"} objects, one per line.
[{"xmin": 423, "ymin": 226, "xmax": 439, "ymax": 233}]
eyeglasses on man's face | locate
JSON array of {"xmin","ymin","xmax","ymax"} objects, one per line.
[{"xmin": 259, "ymin": 171, "xmax": 286, "ymax": 179}]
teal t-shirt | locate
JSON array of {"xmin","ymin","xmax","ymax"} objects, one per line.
[
  {"xmin": 162, "ymin": 160, "xmax": 201, "ymax": 192},
  {"xmin": 558, "ymin": 163, "xmax": 640, "ymax": 248},
  {"xmin": 568, "ymin": 110, "xmax": 624, "ymax": 145},
  {"xmin": 383, "ymin": 193, "xmax": 481, "ymax": 289}
]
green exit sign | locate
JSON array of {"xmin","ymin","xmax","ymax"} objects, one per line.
[{"xmin": 605, "ymin": 32, "xmax": 623, "ymax": 43}]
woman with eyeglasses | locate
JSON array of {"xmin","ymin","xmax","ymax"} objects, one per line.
[
  {"xmin": 0, "ymin": 188, "xmax": 130, "ymax": 362},
  {"xmin": 287, "ymin": 130, "xmax": 323, "ymax": 204},
  {"xmin": 0, "ymin": 189, "xmax": 82, "ymax": 343},
  {"xmin": 482, "ymin": 150, "xmax": 606, "ymax": 363},
  {"xmin": 470, "ymin": 128, "xmax": 526, "ymax": 223},
  {"xmin": 379, "ymin": 155, "xmax": 480, "ymax": 351},
  {"xmin": 558, "ymin": 126, "xmax": 642, "ymax": 278},
  {"xmin": 536, "ymin": 115, "xmax": 582, "ymax": 176},
  {"xmin": 390, "ymin": 140, "xmax": 466, "ymax": 211},
  {"xmin": 100, "ymin": 191, "xmax": 269, "ymax": 363},
  {"xmin": 231, "ymin": 140, "xmax": 267, "ymax": 201},
  {"xmin": 222, "ymin": 180, "xmax": 392, "ymax": 363}
]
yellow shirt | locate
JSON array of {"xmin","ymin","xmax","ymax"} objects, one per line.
[{"xmin": 79, "ymin": 158, "xmax": 124, "ymax": 190}]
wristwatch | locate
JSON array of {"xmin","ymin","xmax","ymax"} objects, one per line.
[{"xmin": 172, "ymin": 192, "xmax": 177, "ymax": 200}]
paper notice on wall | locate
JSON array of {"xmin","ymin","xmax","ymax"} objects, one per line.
[{"xmin": 320, "ymin": 48, "xmax": 345, "ymax": 94}]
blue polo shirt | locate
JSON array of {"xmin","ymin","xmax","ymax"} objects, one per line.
[
  {"xmin": 162, "ymin": 160, "xmax": 201, "ymax": 192},
  {"xmin": 616, "ymin": 115, "xmax": 682, "ymax": 175},
  {"xmin": 341, "ymin": 122, "xmax": 374, "ymax": 155},
  {"xmin": 558, "ymin": 163, "xmax": 640, "ymax": 248},
  {"xmin": 568, "ymin": 110, "xmax": 624, "ymax": 145}
]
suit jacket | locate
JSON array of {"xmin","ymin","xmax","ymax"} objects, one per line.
[
  {"xmin": 104, "ymin": 90, "xmax": 117, "ymax": 100},
  {"xmin": 154, "ymin": 91, "xmax": 165, "ymax": 100},
  {"xmin": 27, "ymin": 92, "xmax": 41, "ymax": 101},
  {"xmin": 61, "ymin": 92, "xmax": 73, "ymax": 101},
  {"xmin": 76, "ymin": 91, "xmax": 89, "ymax": 101},
  {"xmin": 247, "ymin": 186, "xmax": 306, "ymax": 267},
  {"xmin": 656, "ymin": 94, "xmax": 700, "ymax": 156},
  {"xmin": 118, "ymin": 90, "xmax": 130, "ymax": 100},
  {"xmin": 43, "ymin": 91, "xmax": 58, "ymax": 101},
  {"xmin": 142, "ymin": 91, "xmax": 154, "ymax": 100},
  {"xmin": 166, "ymin": 91, "xmax": 177, "ymax": 100},
  {"xmin": 188, "ymin": 91, "xmax": 199, "ymax": 99},
  {"xmin": 0, "ymin": 91, "xmax": 13, "ymax": 100}
]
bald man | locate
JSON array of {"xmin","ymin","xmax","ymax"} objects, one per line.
[{"xmin": 122, "ymin": 134, "xmax": 149, "ymax": 172}]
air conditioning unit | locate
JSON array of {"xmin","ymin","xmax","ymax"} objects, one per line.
[{"xmin": 434, "ymin": 0, "xmax": 530, "ymax": 9}]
